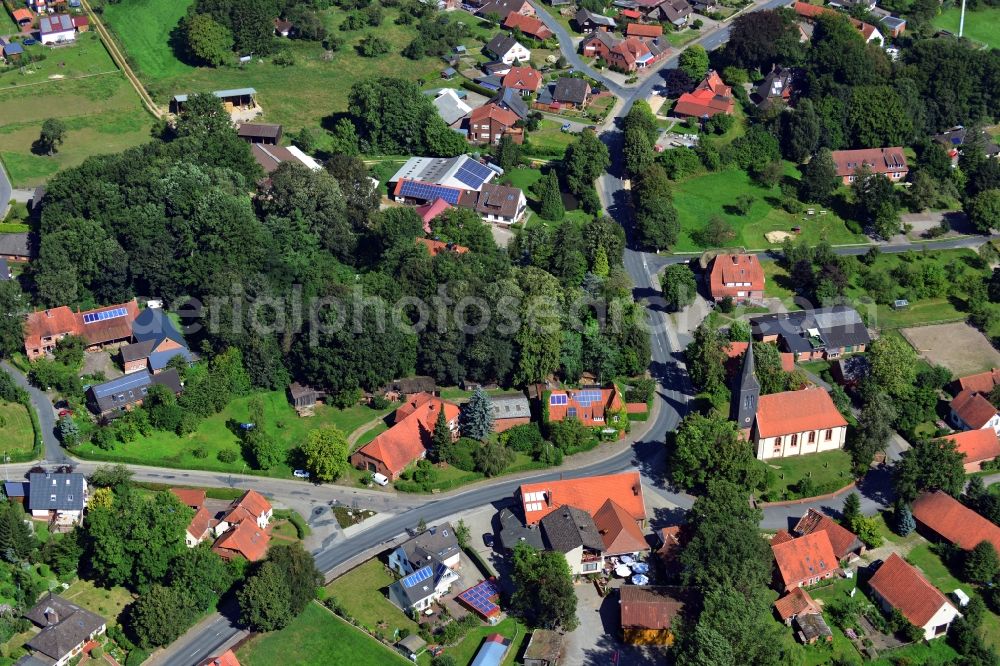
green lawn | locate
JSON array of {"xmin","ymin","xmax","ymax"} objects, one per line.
[
  {"xmin": 761, "ymin": 449, "xmax": 853, "ymax": 502},
  {"xmin": 0, "ymin": 400, "xmax": 34, "ymax": 457},
  {"xmin": 932, "ymin": 7, "xmax": 1000, "ymax": 49},
  {"xmin": 325, "ymin": 558, "xmax": 420, "ymax": 641},
  {"xmin": 101, "ymin": 2, "xmax": 480, "ymax": 140},
  {"xmin": 0, "ymin": 33, "xmax": 153, "ymax": 187},
  {"xmin": 523, "ymin": 119, "xmax": 576, "ymax": 159},
  {"xmin": 62, "ymin": 578, "xmax": 135, "ymax": 626},
  {"xmin": 237, "ymin": 602, "xmax": 411, "ymax": 666},
  {"xmin": 667, "ymin": 30, "xmax": 699, "ymax": 47},
  {"xmin": 670, "ymin": 167, "xmax": 867, "ymax": 252},
  {"xmin": 72, "ymin": 390, "xmax": 397, "ymax": 480},
  {"xmin": 444, "ymin": 616, "xmax": 526, "ymax": 666}
]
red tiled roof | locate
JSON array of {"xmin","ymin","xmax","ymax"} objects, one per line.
[
  {"xmin": 755, "ymin": 388, "xmax": 847, "ymax": 439},
  {"xmin": 212, "ymin": 519, "xmax": 270, "ymax": 562},
  {"xmin": 546, "ymin": 386, "xmax": 623, "ymax": 427},
  {"xmin": 626, "ymin": 22, "xmax": 663, "ymax": 37},
  {"xmin": 830, "ymin": 148, "xmax": 908, "ymax": 178},
  {"xmin": 620, "ymin": 8, "xmax": 641, "ymax": 18},
  {"xmin": 469, "ymin": 102, "xmax": 520, "ymax": 128},
  {"xmin": 725, "ymin": 342, "xmax": 795, "ymax": 373},
  {"xmin": 674, "ymin": 70, "xmax": 734, "ymax": 118},
  {"xmin": 72, "ymin": 15, "xmax": 88, "ymax": 27},
  {"xmin": 793, "ymin": 1, "xmax": 829, "ymax": 19},
  {"xmin": 519, "ymin": 471, "xmax": 645, "ymax": 525},
  {"xmin": 170, "ymin": 488, "xmax": 206, "ymax": 510},
  {"xmin": 354, "ymin": 394, "xmax": 460, "ymax": 478},
  {"xmin": 394, "ymin": 391, "xmax": 436, "ymax": 421},
  {"xmin": 956, "ymin": 368, "xmax": 1000, "ymax": 394},
  {"xmin": 619, "ymin": 586, "xmax": 684, "ymax": 631},
  {"xmin": 911, "ymin": 490, "xmax": 1000, "ymax": 554},
  {"xmin": 772, "ymin": 529, "xmax": 795, "ymax": 546},
  {"xmin": 501, "ymin": 66, "xmax": 542, "ymax": 91},
  {"xmin": 941, "ymin": 429, "xmax": 1000, "ymax": 465},
  {"xmin": 503, "ymin": 12, "xmax": 552, "ymax": 39},
  {"xmin": 593, "ymin": 499, "xmax": 650, "ymax": 555},
  {"xmin": 657, "ymin": 525, "xmax": 680, "ymax": 561},
  {"xmin": 188, "ymin": 506, "xmax": 215, "ymax": 541},
  {"xmin": 709, "ymin": 253, "xmax": 764, "ymax": 299},
  {"xmin": 12, "ymin": 8, "xmax": 32, "ymax": 22},
  {"xmin": 951, "ymin": 389, "xmax": 998, "ymax": 430},
  {"xmin": 223, "ymin": 490, "xmax": 272, "ymax": 525},
  {"xmin": 771, "ymin": 531, "xmax": 838, "ymax": 589},
  {"xmin": 415, "ymin": 198, "xmax": 452, "ymax": 232},
  {"xmin": 415, "ymin": 238, "xmax": 470, "ymax": 256},
  {"xmin": 199, "ymin": 650, "xmax": 241, "ymax": 666},
  {"xmin": 868, "ymin": 553, "xmax": 953, "ymax": 627},
  {"xmin": 793, "ymin": 509, "xmax": 863, "ymax": 560},
  {"xmin": 774, "ymin": 587, "xmax": 820, "ymax": 622},
  {"xmin": 24, "ymin": 299, "xmax": 139, "ymax": 353}
]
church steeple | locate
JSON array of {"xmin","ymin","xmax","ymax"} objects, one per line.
[{"xmin": 731, "ymin": 342, "xmax": 760, "ymax": 429}]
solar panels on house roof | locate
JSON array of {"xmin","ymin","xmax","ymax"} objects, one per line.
[
  {"xmin": 550, "ymin": 394, "xmax": 568, "ymax": 405},
  {"xmin": 399, "ymin": 180, "xmax": 462, "ymax": 205},
  {"xmin": 573, "ymin": 389, "xmax": 603, "ymax": 406},
  {"xmin": 458, "ymin": 579, "xmax": 501, "ymax": 619},
  {"xmin": 401, "ymin": 565, "xmax": 434, "ymax": 588},
  {"xmin": 455, "ymin": 160, "xmax": 494, "ymax": 190},
  {"xmin": 82, "ymin": 307, "xmax": 129, "ymax": 324}
]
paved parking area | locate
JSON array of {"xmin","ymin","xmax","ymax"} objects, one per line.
[{"xmin": 564, "ymin": 581, "xmax": 669, "ymax": 666}]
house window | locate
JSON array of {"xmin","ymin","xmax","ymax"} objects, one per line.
[
  {"xmin": 790, "ymin": 434, "xmax": 798, "ymax": 447},
  {"xmin": 825, "ymin": 429, "xmax": 833, "ymax": 441},
  {"xmin": 808, "ymin": 431, "xmax": 816, "ymax": 443},
  {"xmin": 582, "ymin": 562, "xmax": 599, "ymax": 572}
]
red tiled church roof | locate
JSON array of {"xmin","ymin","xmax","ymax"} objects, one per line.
[{"xmin": 755, "ymin": 388, "xmax": 847, "ymax": 439}]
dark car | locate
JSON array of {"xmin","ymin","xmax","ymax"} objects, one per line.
[{"xmin": 483, "ymin": 534, "xmax": 494, "ymax": 548}]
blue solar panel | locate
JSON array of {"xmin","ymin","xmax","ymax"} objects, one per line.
[
  {"xmin": 575, "ymin": 390, "xmax": 602, "ymax": 407},
  {"xmin": 83, "ymin": 307, "xmax": 128, "ymax": 324},
  {"xmin": 402, "ymin": 566, "xmax": 433, "ymax": 588},
  {"xmin": 549, "ymin": 394, "xmax": 567, "ymax": 406},
  {"xmin": 400, "ymin": 180, "xmax": 461, "ymax": 205},
  {"xmin": 454, "ymin": 160, "xmax": 493, "ymax": 189},
  {"xmin": 458, "ymin": 580, "xmax": 500, "ymax": 617}
]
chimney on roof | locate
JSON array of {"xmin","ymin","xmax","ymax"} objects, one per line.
[
  {"xmin": 544, "ymin": 491, "xmax": 551, "ymax": 506},
  {"xmin": 632, "ymin": 483, "xmax": 639, "ymax": 496}
]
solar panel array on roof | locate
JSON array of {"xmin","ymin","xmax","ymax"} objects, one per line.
[
  {"xmin": 458, "ymin": 579, "xmax": 501, "ymax": 618},
  {"xmin": 401, "ymin": 565, "xmax": 434, "ymax": 588},
  {"xmin": 455, "ymin": 161, "xmax": 494, "ymax": 189},
  {"xmin": 574, "ymin": 389, "xmax": 603, "ymax": 406},
  {"xmin": 82, "ymin": 307, "xmax": 128, "ymax": 324},
  {"xmin": 400, "ymin": 180, "xmax": 462, "ymax": 205},
  {"xmin": 550, "ymin": 394, "xmax": 567, "ymax": 405}
]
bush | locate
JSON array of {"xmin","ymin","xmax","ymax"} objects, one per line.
[
  {"xmin": 217, "ymin": 448, "xmax": 238, "ymax": 463},
  {"xmin": 499, "ymin": 423, "xmax": 543, "ymax": 452},
  {"xmin": 91, "ymin": 646, "xmax": 104, "ymax": 659},
  {"xmin": 443, "ymin": 438, "xmax": 478, "ymax": 471},
  {"xmin": 369, "ymin": 394, "xmax": 390, "ymax": 410},
  {"xmin": 192, "ymin": 446, "xmax": 208, "ymax": 459}
]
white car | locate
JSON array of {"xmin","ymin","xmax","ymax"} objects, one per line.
[
  {"xmin": 371, "ymin": 472, "xmax": 389, "ymax": 486},
  {"xmin": 293, "ymin": 469, "xmax": 310, "ymax": 479}
]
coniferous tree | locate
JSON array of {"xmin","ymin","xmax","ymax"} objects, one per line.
[
  {"xmin": 538, "ymin": 170, "xmax": 565, "ymax": 221},
  {"xmin": 459, "ymin": 388, "xmax": 494, "ymax": 441},
  {"xmin": 431, "ymin": 406, "xmax": 452, "ymax": 462}
]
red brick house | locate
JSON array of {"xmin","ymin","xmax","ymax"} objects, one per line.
[
  {"xmin": 501, "ymin": 66, "xmax": 543, "ymax": 95},
  {"xmin": 771, "ymin": 530, "xmax": 840, "ymax": 592},
  {"xmin": 544, "ymin": 386, "xmax": 625, "ymax": 428},
  {"xmin": 673, "ymin": 70, "xmax": 734, "ymax": 118},
  {"xmin": 24, "ymin": 299, "xmax": 139, "ymax": 360},
  {"xmin": 830, "ymin": 147, "xmax": 908, "ymax": 184},
  {"xmin": 940, "ymin": 429, "xmax": 1000, "ymax": 472},
  {"xmin": 350, "ymin": 393, "xmax": 459, "ymax": 481},
  {"xmin": 708, "ymin": 253, "xmax": 764, "ymax": 303},
  {"xmin": 467, "ymin": 103, "xmax": 523, "ymax": 145},
  {"xmin": 580, "ymin": 32, "xmax": 668, "ymax": 73},
  {"xmin": 503, "ymin": 12, "xmax": 553, "ymax": 40},
  {"xmin": 792, "ymin": 509, "xmax": 865, "ymax": 561}
]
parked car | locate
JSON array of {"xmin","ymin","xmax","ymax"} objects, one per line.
[
  {"xmin": 561, "ymin": 123, "xmax": 571, "ymax": 132},
  {"xmin": 483, "ymin": 534, "xmax": 494, "ymax": 548},
  {"xmin": 58, "ymin": 409, "xmax": 73, "ymax": 417},
  {"xmin": 23, "ymin": 38, "xmax": 36, "ymax": 46},
  {"xmin": 293, "ymin": 469, "xmax": 310, "ymax": 479},
  {"xmin": 372, "ymin": 472, "xmax": 389, "ymax": 486}
]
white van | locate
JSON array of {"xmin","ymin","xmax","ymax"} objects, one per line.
[{"xmin": 372, "ymin": 472, "xmax": 390, "ymax": 486}]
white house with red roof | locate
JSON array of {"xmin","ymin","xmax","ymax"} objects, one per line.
[
  {"xmin": 517, "ymin": 471, "xmax": 645, "ymax": 525},
  {"xmin": 708, "ymin": 253, "xmax": 765, "ymax": 303},
  {"xmin": 950, "ymin": 388, "xmax": 1000, "ymax": 435},
  {"xmin": 753, "ymin": 388, "xmax": 848, "ymax": 459},
  {"xmin": 867, "ymin": 553, "xmax": 960, "ymax": 640}
]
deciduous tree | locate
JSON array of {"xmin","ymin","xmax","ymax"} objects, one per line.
[
  {"xmin": 894, "ymin": 438, "xmax": 966, "ymax": 503},
  {"xmin": 660, "ymin": 264, "xmax": 697, "ymax": 311},
  {"xmin": 510, "ymin": 543, "xmax": 578, "ymax": 631},
  {"xmin": 300, "ymin": 425, "xmax": 350, "ymax": 482}
]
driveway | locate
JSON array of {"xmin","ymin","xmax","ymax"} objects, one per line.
[
  {"xmin": 1, "ymin": 360, "xmax": 67, "ymax": 464},
  {"xmin": 564, "ymin": 581, "xmax": 668, "ymax": 666}
]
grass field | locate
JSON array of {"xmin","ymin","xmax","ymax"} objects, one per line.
[
  {"xmin": 445, "ymin": 616, "xmax": 526, "ymax": 666},
  {"xmin": 237, "ymin": 602, "xmax": 411, "ymax": 666},
  {"xmin": 0, "ymin": 400, "xmax": 34, "ymax": 457},
  {"xmin": 671, "ymin": 167, "xmax": 867, "ymax": 252},
  {"xmin": 933, "ymin": 7, "xmax": 1000, "ymax": 49},
  {"xmin": 62, "ymin": 578, "xmax": 135, "ymax": 625},
  {"xmin": 71, "ymin": 390, "xmax": 397, "ymax": 480},
  {"xmin": 101, "ymin": 1, "xmax": 493, "ymax": 139},
  {"xmin": 0, "ymin": 33, "xmax": 154, "ymax": 187},
  {"xmin": 523, "ymin": 119, "xmax": 576, "ymax": 159},
  {"xmin": 325, "ymin": 559, "xmax": 420, "ymax": 640},
  {"xmin": 761, "ymin": 449, "xmax": 853, "ymax": 501}
]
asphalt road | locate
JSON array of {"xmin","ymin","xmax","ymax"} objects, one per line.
[
  {"xmin": 2, "ymin": 361, "xmax": 68, "ymax": 465},
  {"xmin": 0, "ymin": 157, "xmax": 12, "ymax": 219}
]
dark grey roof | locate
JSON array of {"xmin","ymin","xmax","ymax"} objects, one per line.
[
  {"xmin": 795, "ymin": 612, "xmax": 832, "ymax": 641},
  {"xmin": 86, "ymin": 368, "xmax": 183, "ymax": 414},
  {"xmin": 753, "ymin": 66, "xmax": 796, "ymax": 106},
  {"xmin": 402, "ymin": 523, "xmax": 460, "ymax": 566},
  {"xmin": 731, "ymin": 342, "xmax": 759, "ymax": 428},
  {"xmin": 120, "ymin": 339, "xmax": 156, "ymax": 363},
  {"xmin": 4, "ymin": 481, "xmax": 26, "ymax": 497},
  {"xmin": 749, "ymin": 306, "xmax": 870, "ymax": 354},
  {"xmin": 536, "ymin": 84, "xmax": 554, "ymax": 105},
  {"xmin": 24, "ymin": 594, "xmax": 105, "ymax": 662},
  {"xmin": 553, "ymin": 78, "xmax": 589, "ymax": 105},
  {"xmin": 499, "ymin": 507, "xmax": 545, "ymax": 550},
  {"xmin": 237, "ymin": 123, "xmax": 282, "ymax": 139},
  {"xmin": 389, "ymin": 562, "xmax": 452, "ymax": 608},
  {"xmin": 541, "ymin": 505, "xmax": 605, "ymax": 553},
  {"xmin": 0, "ymin": 232, "xmax": 35, "ymax": 258},
  {"xmin": 0, "ymin": 258, "xmax": 9, "ymax": 280},
  {"xmin": 382, "ymin": 376, "xmax": 436, "ymax": 395},
  {"xmin": 493, "ymin": 88, "xmax": 529, "ymax": 119},
  {"xmin": 132, "ymin": 308, "xmax": 187, "ymax": 348},
  {"xmin": 491, "ymin": 394, "xmax": 530, "ymax": 420},
  {"xmin": 13, "ymin": 655, "xmax": 51, "ymax": 666},
  {"xmin": 485, "ymin": 33, "xmax": 519, "ymax": 58},
  {"xmin": 575, "ymin": 8, "xmax": 617, "ymax": 26},
  {"xmin": 28, "ymin": 473, "xmax": 85, "ymax": 512}
]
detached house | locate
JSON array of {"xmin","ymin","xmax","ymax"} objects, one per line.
[
  {"xmin": 950, "ymin": 389, "xmax": 1000, "ymax": 435},
  {"xmin": 501, "ymin": 66, "xmax": 542, "ymax": 95},
  {"xmin": 749, "ymin": 306, "xmax": 871, "ymax": 360},
  {"xmin": 468, "ymin": 103, "xmax": 523, "ymax": 145},
  {"xmin": 387, "ymin": 524, "xmax": 462, "ymax": 612},
  {"xmin": 752, "ymin": 65, "xmax": 797, "ymax": 109},
  {"xmin": 831, "ymin": 147, "xmax": 908, "ymax": 184},
  {"xmin": 22, "ymin": 594, "xmax": 106, "ymax": 666},
  {"xmin": 545, "ymin": 386, "xmax": 624, "ymax": 428},
  {"xmin": 86, "ymin": 368, "xmax": 183, "ymax": 417},
  {"xmin": 477, "ymin": 0, "xmax": 534, "ymax": 20},
  {"xmin": 708, "ymin": 252, "xmax": 764, "ymax": 303},
  {"xmin": 24, "ymin": 299, "xmax": 139, "ymax": 360},
  {"xmin": 793, "ymin": 509, "xmax": 865, "ymax": 561},
  {"xmin": 867, "ymin": 554, "xmax": 961, "ymax": 640},
  {"xmin": 574, "ymin": 8, "xmax": 617, "ymax": 31},
  {"xmin": 503, "ymin": 12, "xmax": 552, "ymax": 40},
  {"xmin": 771, "ymin": 529, "xmax": 840, "ymax": 591},
  {"xmin": 28, "ymin": 472, "xmax": 88, "ymax": 530},
  {"xmin": 940, "ymin": 429, "xmax": 1000, "ymax": 472},
  {"xmin": 39, "ymin": 13, "xmax": 74, "ymax": 44},
  {"xmin": 211, "ymin": 490, "xmax": 273, "ymax": 562},
  {"xmin": 911, "ymin": 490, "xmax": 1000, "ymax": 556},
  {"xmin": 633, "ymin": 0, "xmax": 692, "ymax": 26},
  {"xmin": 485, "ymin": 33, "xmax": 531, "ymax": 65},
  {"xmin": 580, "ymin": 32, "xmax": 668, "ymax": 73},
  {"xmin": 673, "ymin": 70, "xmax": 734, "ymax": 118},
  {"xmin": 350, "ymin": 393, "xmax": 459, "ymax": 481}
]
